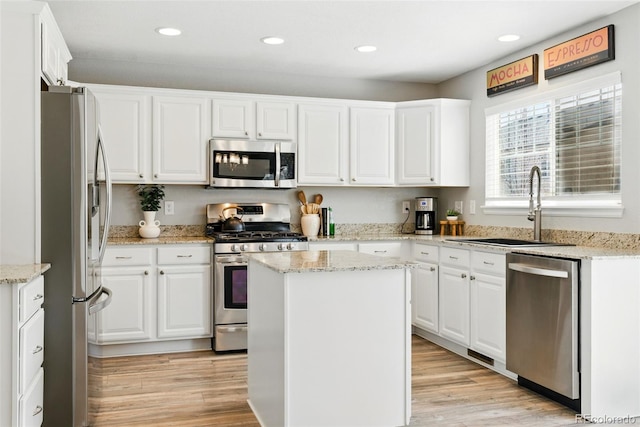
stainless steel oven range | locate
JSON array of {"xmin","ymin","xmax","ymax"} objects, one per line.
[{"xmin": 206, "ymin": 202, "xmax": 309, "ymax": 352}]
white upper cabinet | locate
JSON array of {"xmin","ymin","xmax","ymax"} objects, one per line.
[
  {"xmin": 40, "ymin": 6, "xmax": 71, "ymax": 86},
  {"xmin": 396, "ymin": 99, "xmax": 470, "ymax": 186},
  {"xmin": 212, "ymin": 99, "xmax": 254, "ymax": 138},
  {"xmin": 153, "ymin": 95, "xmax": 210, "ymax": 183},
  {"xmin": 349, "ymin": 106, "xmax": 395, "ymax": 186},
  {"xmin": 92, "ymin": 88, "xmax": 150, "ymax": 182},
  {"xmin": 212, "ymin": 98, "xmax": 295, "ymax": 140},
  {"xmin": 297, "ymin": 103, "xmax": 349, "ymax": 185}
]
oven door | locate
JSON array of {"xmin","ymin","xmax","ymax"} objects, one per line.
[
  {"xmin": 209, "ymin": 139, "xmax": 296, "ymax": 188},
  {"xmin": 214, "ymin": 254, "xmax": 248, "ymax": 325}
]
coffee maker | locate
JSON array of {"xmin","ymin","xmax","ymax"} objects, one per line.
[{"xmin": 415, "ymin": 197, "xmax": 437, "ymax": 235}]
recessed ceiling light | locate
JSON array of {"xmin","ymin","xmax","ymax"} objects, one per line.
[
  {"xmin": 498, "ymin": 34, "xmax": 520, "ymax": 42},
  {"xmin": 355, "ymin": 45, "xmax": 377, "ymax": 53},
  {"xmin": 156, "ymin": 27, "xmax": 181, "ymax": 36},
  {"xmin": 261, "ymin": 36, "xmax": 284, "ymax": 45}
]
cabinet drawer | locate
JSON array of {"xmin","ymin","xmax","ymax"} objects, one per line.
[
  {"xmin": 157, "ymin": 245, "xmax": 211, "ymax": 265},
  {"xmin": 413, "ymin": 243, "xmax": 439, "ymax": 263},
  {"xmin": 471, "ymin": 251, "xmax": 506, "ymax": 276},
  {"xmin": 19, "ymin": 276, "xmax": 44, "ymax": 324},
  {"xmin": 309, "ymin": 241, "xmax": 358, "ymax": 251},
  {"xmin": 19, "ymin": 309, "xmax": 45, "ymax": 394},
  {"xmin": 358, "ymin": 242, "xmax": 404, "ymax": 258},
  {"xmin": 19, "ymin": 367, "xmax": 44, "ymax": 427},
  {"xmin": 440, "ymin": 247, "xmax": 470, "ymax": 267},
  {"xmin": 103, "ymin": 247, "xmax": 153, "ymax": 266}
]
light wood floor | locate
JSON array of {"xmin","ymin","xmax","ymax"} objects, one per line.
[{"xmin": 89, "ymin": 335, "xmax": 581, "ymax": 426}]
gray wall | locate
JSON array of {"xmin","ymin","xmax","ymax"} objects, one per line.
[{"xmin": 437, "ymin": 3, "xmax": 640, "ymax": 234}]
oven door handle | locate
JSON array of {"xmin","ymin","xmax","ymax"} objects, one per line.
[
  {"xmin": 215, "ymin": 256, "xmax": 248, "ymax": 265},
  {"xmin": 218, "ymin": 325, "xmax": 248, "ymax": 333},
  {"xmin": 274, "ymin": 142, "xmax": 281, "ymax": 187}
]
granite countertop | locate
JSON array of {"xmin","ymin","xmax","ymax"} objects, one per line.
[
  {"xmin": 0, "ymin": 264, "xmax": 51, "ymax": 285},
  {"xmin": 108, "ymin": 236, "xmax": 213, "ymax": 245},
  {"xmin": 248, "ymin": 250, "xmax": 417, "ymax": 274},
  {"xmin": 311, "ymin": 233, "xmax": 640, "ymax": 260}
]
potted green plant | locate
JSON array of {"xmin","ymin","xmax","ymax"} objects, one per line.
[
  {"xmin": 137, "ymin": 184, "xmax": 165, "ymax": 238},
  {"xmin": 446, "ymin": 209, "xmax": 461, "ymax": 220}
]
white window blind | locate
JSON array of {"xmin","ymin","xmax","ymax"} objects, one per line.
[{"xmin": 485, "ymin": 73, "xmax": 622, "ymax": 216}]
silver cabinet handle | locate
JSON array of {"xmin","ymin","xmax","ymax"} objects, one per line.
[
  {"xmin": 32, "ymin": 405, "xmax": 43, "ymax": 416},
  {"xmin": 461, "ymin": 273, "xmax": 467, "ymax": 278},
  {"xmin": 420, "ymin": 251, "xmax": 430, "ymax": 255},
  {"xmin": 429, "ymin": 267, "xmax": 436, "ymax": 272},
  {"xmin": 154, "ymin": 174, "xmax": 158, "ymax": 178},
  {"xmin": 374, "ymin": 250, "xmax": 387, "ymax": 254},
  {"xmin": 470, "ymin": 275, "xmax": 476, "ymax": 280},
  {"xmin": 258, "ymin": 132, "xmax": 262, "ymax": 137},
  {"xmin": 139, "ymin": 173, "xmax": 143, "ymax": 178},
  {"xmin": 144, "ymin": 270, "xmax": 149, "ymax": 275},
  {"xmin": 340, "ymin": 178, "xmax": 345, "ymax": 182},
  {"xmin": 244, "ymin": 131, "xmax": 248, "ymax": 136},
  {"xmin": 430, "ymin": 177, "xmax": 435, "ymax": 182},
  {"xmin": 449, "ymin": 256, "xmax": 458, "ymax": 260},
  {"xmin": 177, "ymin": 254, "xmax": 193, "ymax": 258},
  {"xmin": 483, "ymin": 261, "xmax": 495, "ymax": 265},
  {"xmin": 32, "ymin": 345, "xmax": 43, "ymax": 354},
  {"xmin": 352, "ymin": 178, "xmax": 356, "ymax": 182},
  {"xmin": 116, "ymin": 256, "xmax": 132, "ymax": 259},
  {"xmin": 160, "ymin": 270, "xmax": 165, "ymax": 275},
  {"xmin": 508, "ymin": 262, "xmax": 569, "ymax": 278},
  {"xmin": 33, "ymin": 294, "xmax": 44, "ymax": 301}
]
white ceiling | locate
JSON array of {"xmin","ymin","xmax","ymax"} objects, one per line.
[{"xmin": 48, "ymin": 0, "xmax": 638, "ymax": 84}]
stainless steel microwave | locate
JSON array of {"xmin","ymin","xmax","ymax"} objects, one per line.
[{"xmin": 209, "ymin": 139, "xmax": 297, "ymax": 188}]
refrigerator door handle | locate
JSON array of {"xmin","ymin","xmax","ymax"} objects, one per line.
[
  {"xmin": 95, "ymin": 125, "xmax": 112, "ymax": 263},
  {"xmin": 88, "ymin": 286, "xmax": 112, "ymax": 315}
]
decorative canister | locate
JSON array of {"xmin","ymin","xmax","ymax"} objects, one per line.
[
  {"xmin": 139, "ymin": 211, "xmax": 161, "ymax": 238},
  {"xmin": 300, "ymin": 214, "xmax": 320, "ymax": 237}
]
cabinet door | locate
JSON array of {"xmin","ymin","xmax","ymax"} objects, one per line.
[
  {"xmin": 396, "ymin": 105, "xmax": 435, "ymax": 185},
  {"xmin": 349, "ymin": 107, "xmax": 395, "ymax": 185},
  {"xmin": 97, "ymin": 267, "xmax": 152, "ymax": 343},
  {"xmin": 413, "ymin": 261, "xmax": 439, "ymax": 333},
  {"xmin": 256, "ymin": 101, "xmax": 295, "ymax": 140},
  {"xmin": 153, "ymin": 95, "xmax": 209, "ymax": 183},
  {"xmin": 470, "ymin": 272, "xmax": 506, "ymax": 362},
  {"xmin": 439, "ymin": 265, "xmax": 470, "ymax": 346},
  {"xmin": 297, "ymin": 103, "xmax": 349, "ymax": 185},
  {"xmin": 93, "ymin": 90, "xmax": 150, "ymax": 182},
  {"xmin": 157, "ymin": 265, "xmax": 211, "ymax": 339},
  {"xmin": 212, "ymin": 99, "xmax": 254, "ymax": 138}
]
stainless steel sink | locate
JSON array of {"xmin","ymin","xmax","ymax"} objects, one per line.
[{"xmin": 447, "ymin": 238, "xmax": 574, "ymax": 247}]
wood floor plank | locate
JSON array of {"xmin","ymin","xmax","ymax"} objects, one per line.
[{"xmin": 89, "ymin": 335, "xmax": 580, "ymax": 426}]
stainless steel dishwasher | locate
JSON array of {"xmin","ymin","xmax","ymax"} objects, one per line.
[{"xmin": 506, "ymin": 253, "xmax": 580, "ymax": 411}]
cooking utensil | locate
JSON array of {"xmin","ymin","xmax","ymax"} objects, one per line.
[
  {"xmin": 314, "ymin": 194, "xmax": 323, "ymax": 205},
  {"xmin": 297, "ymin": 190, "xmax": 307, "ymax": 205},
  {"xmin": 220, "ymin": 206, "xmax": 245, "ymax": 232}
]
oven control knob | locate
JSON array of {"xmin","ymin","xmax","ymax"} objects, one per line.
[
  {"xmin": 287, "ymin": 243, "xmax": 294, "ymax": 250},
  {"xmin": 231, "ymin": 244, "xmax": 239, "ymax": 252},
  {"xmin": 259, "ymin": 243, "xmax": 266, "ymax": 251},
  {"xmin": 277, "ymin": 243, "xmax": 284, "ymax": 251},
  {"xmin": 241, "ymin": 244, "xmax": 249, "ymax": 251}
]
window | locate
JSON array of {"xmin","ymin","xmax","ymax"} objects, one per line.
[{"xmin": 485, "ymin": 72, "xmax": 622, "ymax": 217}]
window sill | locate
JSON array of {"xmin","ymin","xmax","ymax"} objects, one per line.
[{"xmin": 482, "ymin": 201, "xmax": 623, "ymax": 218}]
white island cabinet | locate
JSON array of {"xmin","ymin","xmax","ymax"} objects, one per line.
[{"xmin": 247, "ymin": 250, "xmax": 414, "ymax": 427}]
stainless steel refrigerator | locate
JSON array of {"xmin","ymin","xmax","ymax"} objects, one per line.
[{"xmin": 41, "ymin": 86, "xmax": 113, "ymax": 427}]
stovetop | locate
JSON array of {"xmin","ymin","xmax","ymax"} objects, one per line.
[{"xmin": 207, "ymin": 229, "xmax": 307, "ymax": 243}]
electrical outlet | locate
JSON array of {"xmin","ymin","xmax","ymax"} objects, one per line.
[
  {"xmin": 402, "ymin": 201, "xmax": 411, "ymax": 213},
  {"xmin": 165, "ymin": 201, "xmax": 174, "ymax": 215},
  {"xmin": 469, "ymin": 200, "xmax": 476, "ymax": 214},
  {"xmin": 455, "ymin": 201, "xmax": 463, "ymax": 214}
]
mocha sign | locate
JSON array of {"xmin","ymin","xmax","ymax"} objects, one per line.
[
  {"xmin": 544, "ymin": 25, "xmax": 615, "ymax": 79},
  {"xmin": 486, "ymin": 55, "xmax": 538, "ymax": 97}
]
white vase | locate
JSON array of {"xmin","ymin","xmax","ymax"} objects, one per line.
[
  {"xmin": 301, "ymin": 214, "xmax": 320, "ymax": 237},
  {"xmin": 139, "ymin": 211, "xmax": 161, "ymax": 238}
]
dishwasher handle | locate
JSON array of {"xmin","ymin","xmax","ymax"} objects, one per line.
[{"xmin": 508, "ymin": 262, "xmax": 569, "ymax": 279}]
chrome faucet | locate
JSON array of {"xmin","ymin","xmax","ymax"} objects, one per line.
[{"xmin": 528, "ymin": 166, "xmax": 542, "ymax": 241}]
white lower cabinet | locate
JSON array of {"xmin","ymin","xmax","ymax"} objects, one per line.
[
  {"xmin": 357, "ymin": 241, "xmax": 406, "ymax": 258},
  {"xmin": 469, "ymin": 251, "xmax": 506, "ymax": 362},
  {"xmin": 93, "ymin": 244, "xmax": 212, "ymax": 349},
  {"xmin": 1, "ymin": 275, "xmax": 46, "ymax": 427},
  {"xmin": 411, "ymin": 242, "xmax": 439, "ymax": 333}
]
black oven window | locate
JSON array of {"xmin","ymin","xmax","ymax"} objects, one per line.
[{"xmin": 224, "ymin": 266, "xmax": 247, "ymax": 309}]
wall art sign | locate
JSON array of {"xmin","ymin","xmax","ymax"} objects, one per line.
[
  {"xmin": 486, "ymin": 54, "xmax": 538, "ymax": 97},
  {"xmin": 544, "ymin": 25, "xmax": 614, "ymax": 79}
]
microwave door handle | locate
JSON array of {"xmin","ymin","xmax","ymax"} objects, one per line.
[{"xmin": 274, "ymin": 142, "xmax": 281, "ymax": 187}]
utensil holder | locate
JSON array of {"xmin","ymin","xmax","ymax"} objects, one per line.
[{"xmin": 301, "ymin": 214, "xmax": 320, "ymax": 237}]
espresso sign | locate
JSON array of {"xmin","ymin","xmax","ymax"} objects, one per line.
[
  {"xmin": 486, "ymin": 55, "xmax": 538, "ymax": 97},
  {"xmin": 544, "ymin": 25, "xmax": 614, "ymax": 79}
]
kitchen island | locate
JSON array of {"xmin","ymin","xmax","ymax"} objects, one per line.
[{"xmin": 247, "ymin": 250, "xmax": 415, "ymax": 427}]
